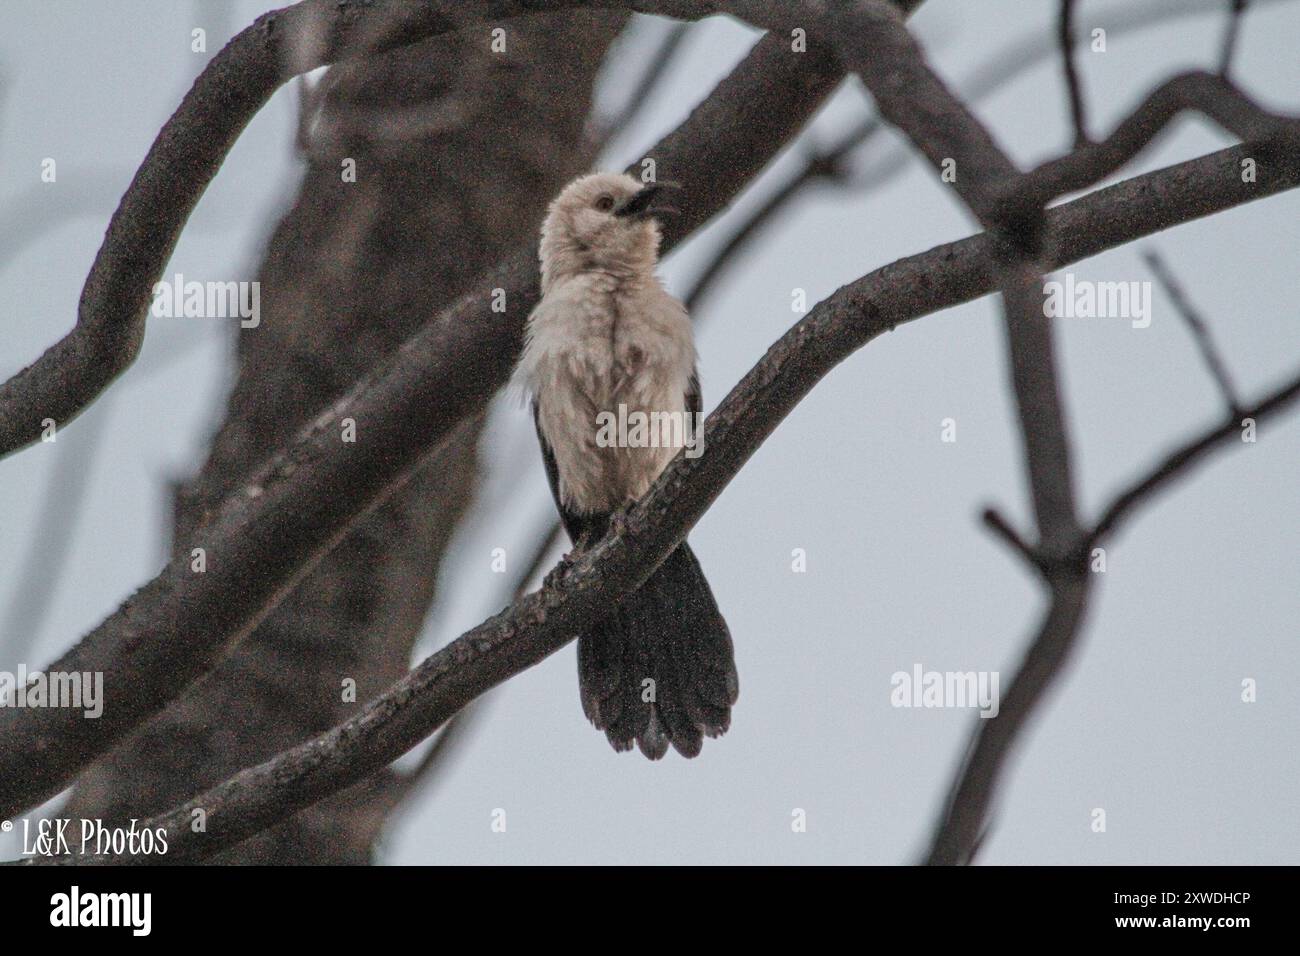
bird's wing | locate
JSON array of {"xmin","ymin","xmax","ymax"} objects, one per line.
[
  {"xmin": 686, "ymin": 369, "xmax": 702, "ymax": 419},
  {"xmin": 533, "ymin": 400, "xmax": 604, "ymax": 546}
]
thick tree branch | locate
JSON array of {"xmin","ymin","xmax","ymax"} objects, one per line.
[
  {"xmin": 21, "ymin": 140, "xmax": 1300, "ymax": 862},
  {"xmin": 818, "ymin": 1, "xmax": 1024, "ymax": 227}
]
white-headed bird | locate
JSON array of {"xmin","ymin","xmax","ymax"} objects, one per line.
[{"xmin": 516, "ymin": 172, "xmax": 738, "ymax": 759}]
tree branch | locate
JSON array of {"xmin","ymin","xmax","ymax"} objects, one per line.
[
  {"xmin": 1015, "ymin": 70, "xmax": 1300, "ymax": 213},
  {"xmin": 1142, "ymin": 248, "xmax": 1243, "ymax": 413},
  {"xmin": 1090, "ymin": 370, "xmax": 1300, "ymax": 544},
  {"xmin": 1, "ymin": 398, "xmax": 116, "ymax": 670},
  {"xmin": 980, "ymin": 507, "xmax": 1045, "ymax": 574},
  {"xmin": 1219, "ymin": 0, "xmax": 1251, "ymax": 78},
  {"xmin": 927, "ymin": 577, "xmax": 1091, "ymax": 865},
  {"xmin": 1058, "ymin": 0, "xmax": 1089, "ymax": 147}
]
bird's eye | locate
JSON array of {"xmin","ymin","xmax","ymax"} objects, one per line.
[{"xmin": 595, "ymin": 195, "xmax": 616, "ymax": 212}]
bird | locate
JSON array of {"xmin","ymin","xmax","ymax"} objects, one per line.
[{"xmin": 515, "ymin": 172, "xmax": 739, "ymax": 759}]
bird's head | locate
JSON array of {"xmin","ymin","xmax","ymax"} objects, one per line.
[{"xmin": 539, "ymin": 172, "xmax": 680, "ymax": 290}]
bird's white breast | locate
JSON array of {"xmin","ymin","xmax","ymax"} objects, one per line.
[{"xmin": 520, "ymin": 273, "xmax": 696, "ymax": 515}]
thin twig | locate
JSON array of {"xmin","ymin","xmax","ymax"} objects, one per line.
[
  {"xmin": 1219, "ymin": 0, "xmax": 1250, "ymax": 77},
  {"xmin": 513, "ymin": 521, "xmax": 567, "ymax": 600},
  {"xmin": 377, "ymin": 701, "xmax": 483, "ymax": 819},
  {"xmin": 295, "ymin": 74, "xmax": 324, "ymax": 154},
  {"xmin": 980, "ymin": 508, "xmax": 1045, "ymax": 573},
  {"xmin": 1091, "ymin": 368, "xmax": 1300, "ymax": 543},
  {"xmin": 683, "ymin": 119, "xmax": 876, "ymax": 313},
  {"xmin": 1058, "ymin": 0, "xmax": 1089, "ymax": 147},
  {"xmin": 382, "ymin": 516, "xmax": 564, "ymax": 813},
  {"xmin": 1015, "ymin": 70, "xmax": 1300, "ymax": 212},
  {"xmin": 1141, "ymin": 248, "xmax": 1242, "ymax": 413}
]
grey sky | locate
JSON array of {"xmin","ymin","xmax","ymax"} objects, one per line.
[{"xmin": 1, "ymin": 0, "xmax": 1297, "ymax": 864}]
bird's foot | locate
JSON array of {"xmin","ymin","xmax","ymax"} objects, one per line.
[
  {"xmin": 607, "ymin": 503, "xmax": 636, "ymax": 537},
  {"xmin": 544, "ymin": 550, "xmax": 576, "ymax": 588}
]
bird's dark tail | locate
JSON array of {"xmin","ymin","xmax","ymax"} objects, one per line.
[{"xmin": 578, "ymin": 541, "xmax": 738, "ymax": 759}]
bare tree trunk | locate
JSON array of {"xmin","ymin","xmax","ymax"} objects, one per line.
[{"xmin": 65, "ymin": 10, "xmax": 626, "ymax": 864}]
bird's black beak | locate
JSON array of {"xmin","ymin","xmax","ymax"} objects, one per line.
[{"xmin": 613, "ymin": 181, "xmax": 682, "ymax": 221}]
